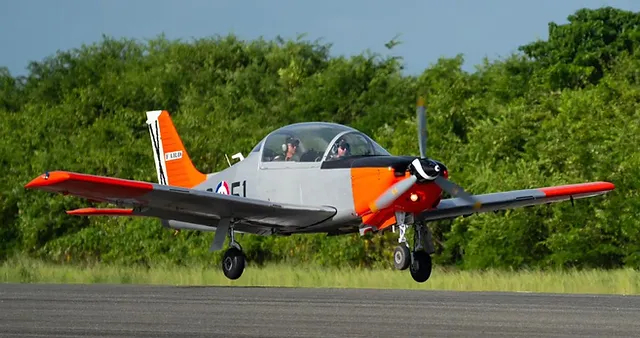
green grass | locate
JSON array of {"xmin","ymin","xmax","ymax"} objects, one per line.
[{"xmin": 2, "ymin": 257, "xmax": 639, "ymax": 295}]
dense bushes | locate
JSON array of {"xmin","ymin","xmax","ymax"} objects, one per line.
[{"xmin": 1, "ymin": 7, "xmax": 639, "ymax": 270}]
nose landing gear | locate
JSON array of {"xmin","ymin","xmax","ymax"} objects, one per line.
[{"xmin": 392, "ymin": 212, "xmax": 434, "ymax": 283}]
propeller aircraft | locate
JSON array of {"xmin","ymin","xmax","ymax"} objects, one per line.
[{"xmin": 24, "ymin": 99, "xmax": 615, "ymax": 283}]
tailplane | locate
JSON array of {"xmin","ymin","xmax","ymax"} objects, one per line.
[{"xmin": 146, "ymin": 110, "xmax": 207, "ymax": 188}]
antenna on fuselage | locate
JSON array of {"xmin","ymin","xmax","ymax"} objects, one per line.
[
  {"xmin": 232, "ymin": 152, "xmax": 245, "ymax": 161},
  {"xmin": 224, "ymin": 152, "xmax": 245, "ymax": 167},
  {"xmin": 224, "ymin": 154, "xmax": 232, "ymax": 167}
]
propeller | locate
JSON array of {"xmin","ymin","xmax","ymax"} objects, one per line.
[
  {"xmin": 417, "ymin": 97, "xmax": 427, "ymax": 158},
  {"xmin": 368, "ymin": 97, "xmax": 482, "ymax": 213}
]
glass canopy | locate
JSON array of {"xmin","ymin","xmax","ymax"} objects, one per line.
[{"xmin": 253, "ymin": 122, "xmax": 391, "ymax": 162}]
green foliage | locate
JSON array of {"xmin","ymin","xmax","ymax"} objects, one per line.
[
  {"xmin": 519, "ymin": 7, "xmax": 640, "ymax": 89},
  {"xmin": 0, "ymin": 67, "xmax": 24, "ymax": 112},
  {"xmin": 3, "ymin": 257, "xmax": 640, "ymax": 293},
  {"xmin": 2, "ymin": 7, "xmax": 639, "ymax": 272}
]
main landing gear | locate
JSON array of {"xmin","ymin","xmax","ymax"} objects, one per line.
[
  {"xmin": 392, "ymin": 211, "xmax": 434, "ymax": 283},
  {"xmin": 222, "ymin": 227, "xmax": 245, "ymax": 280},
  {"xmin": 210, "ymin": 219, "xmax": 246, "ymax": 280}
]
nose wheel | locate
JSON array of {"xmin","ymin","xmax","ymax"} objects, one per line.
[
  {"xmin": 394, "ymin": 244, "xmax": 411, "ymax": 270},
  {"xmin": 409, "ymin": 250, "xmax": 432, "ymax": 283}
]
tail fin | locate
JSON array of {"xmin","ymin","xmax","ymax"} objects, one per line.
[{"xmin": 146, "ymin": 110, "xmax": 207, "ymax": 188}]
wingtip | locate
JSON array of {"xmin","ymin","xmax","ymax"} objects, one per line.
[
  {"xmin": 540, "ymin": 181, "xmax": 616, "ymax": 197},
  {"xmin": 24, "ymin": 171, "xmax": 70, "ymax": 189},
  {"xmin": 588, "ymin": 181, "xmax": 615, "ymax": 192}
]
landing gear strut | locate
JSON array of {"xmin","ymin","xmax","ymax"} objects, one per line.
[
  {"xmin": 393, "ymin": 212, "xmax": 434, "ymax": 283},
  {"xmin": 210, "ymin": 219, "xmax": 246, "ymax": 280}
]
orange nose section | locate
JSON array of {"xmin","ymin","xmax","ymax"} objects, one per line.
[{"xmin": 350, "ymin": 166, "xmax": 441, "ymax": 230}]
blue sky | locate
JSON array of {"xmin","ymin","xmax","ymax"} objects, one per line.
[{"xmin": 2, "ymin": 0, "xmax": 639, "ymax": 76}]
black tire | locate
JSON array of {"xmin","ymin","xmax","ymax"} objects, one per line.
[
  {"xmin": 410, "ymin": 251, "xmax": 432, "ymax": 283},
  {"xmin": 222, "ymin": 247, "xmax": 246, "ymax": 280},
  {"xmin": 393, "ymin": 244, "xmax": 411, "ymax": 270}
]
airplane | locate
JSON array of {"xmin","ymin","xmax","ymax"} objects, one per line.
[{"xmin": 24, "ymin": 98, "xmax": 615, "ymax": 283}]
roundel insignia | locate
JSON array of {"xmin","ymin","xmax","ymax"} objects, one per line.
[{"xmin": 215, "ymin": 181, "xmax": 230, "ymax": 195}]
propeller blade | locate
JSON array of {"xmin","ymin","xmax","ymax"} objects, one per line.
[
  {"xmin": 434, "ymin": 176, "xmax": 482, "ymax": 209},
  {"xmin": 417, "ymin": 97, "xmax": 427, "ymax": 158},
  {"xmin": 369, "ymin": 175, "xmax": 418, "ymax": 212}
]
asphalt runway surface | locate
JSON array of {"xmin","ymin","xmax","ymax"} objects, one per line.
[{"xmin": 1, "ymin": 284, "xmax": 640, "ymax": 337}]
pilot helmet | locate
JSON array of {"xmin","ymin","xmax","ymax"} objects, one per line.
[
  {"xmin": 338, "ymin": 138, "xmax": 350, "ymax": 151},
  {"xmin": 282, "ymin": 136, "xmax": 300, "ymax": 152}
]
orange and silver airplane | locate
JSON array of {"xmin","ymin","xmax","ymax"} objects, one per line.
[{"xmin": 24, "ymin": 99, "xmax": 615, "ymax": 283}]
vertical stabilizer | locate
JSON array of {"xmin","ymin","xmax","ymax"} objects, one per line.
[{"xmin": 146, "ymin": 110, "xmax": 207, "ymax": 188}]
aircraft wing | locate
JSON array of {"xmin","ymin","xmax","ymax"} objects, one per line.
[
  {"xmin": 24, "ymin": 171, "xmax": 337, "ymax": 234},
  {"xmin": 420, "ymin": 182, "xmax": 614, "ymax": 222}
]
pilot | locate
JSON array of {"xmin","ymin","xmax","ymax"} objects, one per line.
[
  {"xmin": 328, "ymin": 138, "xmax": 350, "ymax": 160},
  {"xmin": 336, "ymin": 139, "xmax": 350, "ymax": 158},
  {"xmin": 273, "ymin": 136, "xmax": 300, "ymax": 161}
]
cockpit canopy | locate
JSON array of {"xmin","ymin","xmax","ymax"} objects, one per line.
[{"xmin": 252, "ymin": 122, "xmax": 391, "ymax": 163}]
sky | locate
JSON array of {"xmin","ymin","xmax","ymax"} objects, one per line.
[{"xmin": 2, "ymin": 0, "xmax": 640, "ymax": 76}]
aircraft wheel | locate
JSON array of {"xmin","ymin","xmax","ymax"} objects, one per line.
[
  {"xmin": 222, "ymin": 247, "xmax": 246, "ymax": 280},
  {"xmin": 393, "ymin": 244, "xmax": 411, "ymax": 270},
  {"xmin": 410, "ymin": 251, "xmax": 432, "ymax": 283}
]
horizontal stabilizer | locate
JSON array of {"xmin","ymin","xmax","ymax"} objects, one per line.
[{"xmin": 66, "ymin": 208, "xmax": 135, "ymax": 216}]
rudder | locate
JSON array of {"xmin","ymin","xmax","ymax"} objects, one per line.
[{"xmin": 146, "ymin": 110, "xmax": 206, "ymax": 188}]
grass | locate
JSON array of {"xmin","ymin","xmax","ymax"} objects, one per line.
[{"xmin": 2, "ymin": 257, "xmax": 639, "ymax": 295}]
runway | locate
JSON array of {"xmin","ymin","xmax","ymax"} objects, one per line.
[{"xmin": 1, "ymin": 284, "xmax": 639, "ymax": 337}]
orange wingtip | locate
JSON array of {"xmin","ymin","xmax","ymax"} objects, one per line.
[
  {"xmin": 23, "ymin": 171, "xmax": 154, "ymax": 203},
  {"xmin": 24, "ymin": 171, "xmax": 70, "ymax": 189},
  {"xmin": 25, "ymin": 171, "xmax": 153, "ymax": 190},
  {"xmin": 66, "ymin": 208, "xmax": 134, "ymax": 216},
  {"xmin": 539, "ymin": 182, "xmax": 615, "ymax": 197}
]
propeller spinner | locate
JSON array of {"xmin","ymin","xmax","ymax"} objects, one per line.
[{"xmin": 368, "ymin": 97, "xmax": 482, "ymax": 213}]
